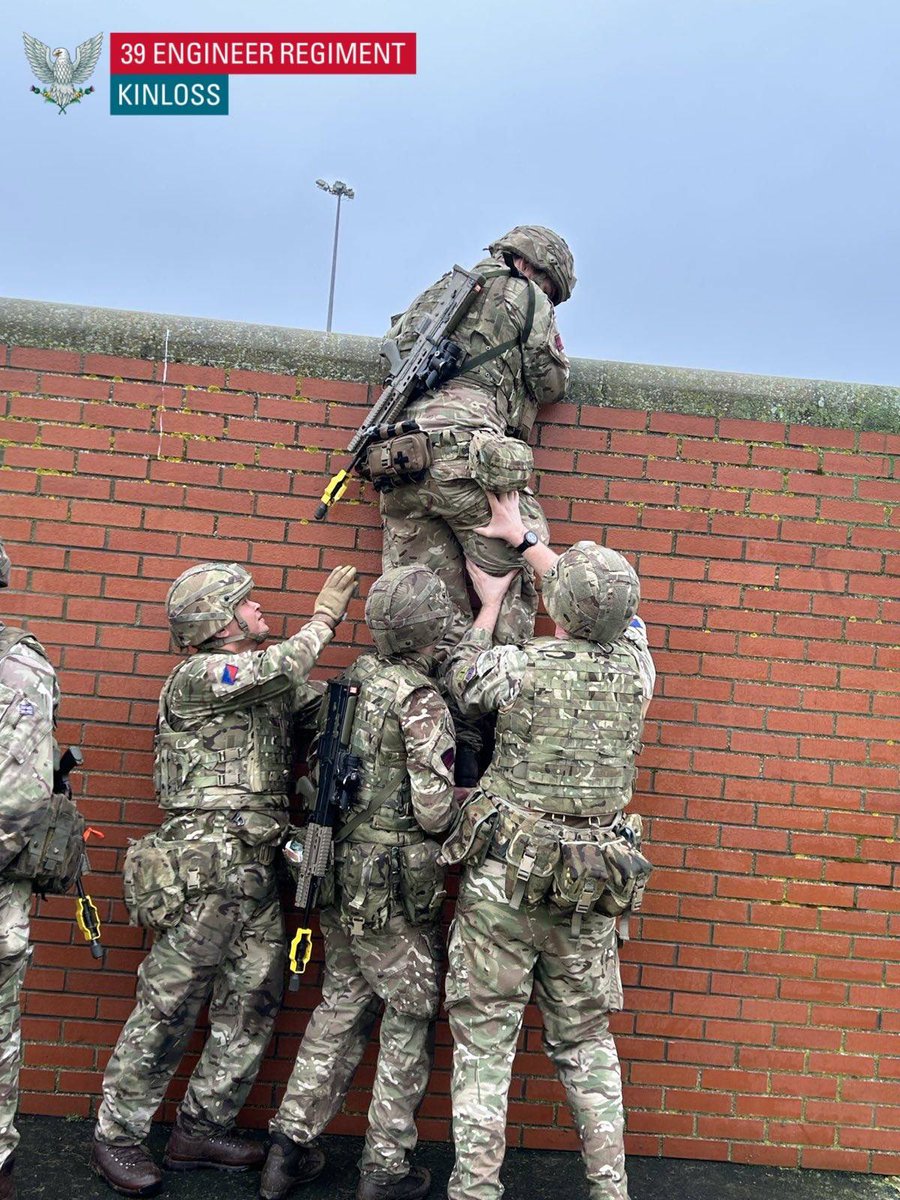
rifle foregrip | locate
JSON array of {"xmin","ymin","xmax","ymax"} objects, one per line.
[{"xmin": 294, "ymin": 823, "xmax": 332, "ymax": 908}]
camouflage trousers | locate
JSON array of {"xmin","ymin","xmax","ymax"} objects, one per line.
[
  {"xmin": 271, "ymin": 906, "xmax": 441, "ymax": 1182},
  {"xmin": 381, "ymin": 469, "xmax": 550, "ymax": 650},
  {"xmin": 95, "ymin": 864, "xmax": 284, "ymax": 1146},
  {"xmin": 381, "ymin": 467, "xmax": 549, "ymax": 758},
  {"xmin": 0, "ymin": 881, "xmax": 31, "ymax": 1169},
  {"xmin": 445, "ymin": 861, "xmax": 628, "ymax": 1200}
]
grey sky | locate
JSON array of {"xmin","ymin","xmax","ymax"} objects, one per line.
[{"xmin": 3, "ymin": 1, "xmax": 900, "ymax": 386}]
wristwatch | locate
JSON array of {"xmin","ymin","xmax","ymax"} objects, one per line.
[{"xmin": 514, "ymin": 530, "xmax": 539, "ymax": 553}]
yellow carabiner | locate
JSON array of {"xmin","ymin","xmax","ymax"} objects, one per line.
[
  {"xmin": 314, "ymin": 469, "xmax": 351, "ymax": 521},
  {"xmin": 288, "ymin": 927, "xmax": 313, "ymax": 991}
]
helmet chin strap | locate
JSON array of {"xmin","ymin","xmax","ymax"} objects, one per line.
[{"xmin": 234, "ymin": 609, "xmax": 267, "ymax": 644}]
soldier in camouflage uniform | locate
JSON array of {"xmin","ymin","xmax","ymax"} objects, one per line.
[
  {"xmin": 380, "ymin": 227, "xmax": 575, "ymax": 783},
  {"xmin": 91, "ymin": 560, "xmax": 358, "ymax": 1198},
  {"xmin": 0, "ymin": 540, "xmax": 60, "ymax": 1200},
  {"xmin": 261, "ymin": 566, "xmax": 459, "ymax": 1200},
  {"xmin": 440, "ymin": 492, "xmax": 656, "ymax": 1200}
]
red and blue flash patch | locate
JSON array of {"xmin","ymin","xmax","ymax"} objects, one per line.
[{"xmin": 221, "ymin": 663, "xmax": 239, "ymax": 685}]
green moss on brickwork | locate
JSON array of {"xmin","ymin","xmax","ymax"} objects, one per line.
[{"xmin": 1, "ymin": 296, "xmax": 899, "ymax": 432}]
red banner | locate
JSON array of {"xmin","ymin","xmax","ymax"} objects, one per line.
[{"xmin": 110, "ymin": 32, "xmax": 416, "ymax": 74}]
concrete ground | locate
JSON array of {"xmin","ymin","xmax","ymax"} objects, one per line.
[{"xmin": 12, "ymin": 1116, "xmax": 900, "ymax": 1200}]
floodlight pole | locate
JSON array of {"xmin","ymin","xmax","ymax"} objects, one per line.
[{"xmin": 316, "ymin": 178, "xmax": 355, "ymax": 333}]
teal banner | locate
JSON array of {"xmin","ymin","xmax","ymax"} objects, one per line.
[{"xmin": 110, "ymin": 74, "xmax": 228, "ymax": 115}]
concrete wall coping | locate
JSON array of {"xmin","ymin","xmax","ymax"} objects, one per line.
[{"xmin": 2, "ymin": 295, "xmax": 899, "ymax": 432}]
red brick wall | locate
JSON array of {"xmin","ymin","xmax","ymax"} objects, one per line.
[{"xmin": 1, "ymin": 341, "xmax": 898, "ymax": 1172}]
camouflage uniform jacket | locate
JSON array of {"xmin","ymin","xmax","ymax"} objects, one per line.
[
  {"xmin": 336, "ymin": 651, "xmax": 457, "ymax": 845},
  {"xmin": 0, "ymin": 623, "xmax": 58, "ymax": 872},
  {"xmin": 154, "ymin": 618, "xmax": 333, "ymax": 818},
  {"xmin": 390, "ymin": 255, "xmax": 569, "ymax": 442},
  {"xmin": 447, "ymin": 618, "xmax": 656, "ymax": 818}
]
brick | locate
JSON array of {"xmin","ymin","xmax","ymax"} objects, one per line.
[
  {"xmin": 83, "ymin": 353, "xmax": 157, "ymax": 380},
  {"xmin": 4, "ymin": 446, "xmax": 75, "ymax": 472},
  {"xmin": 223, "ymin": 368, "xmax": 296, "ymax": 396},
  {"xmin": 0, "ymin": 367, "xmax": 39, "ymax": 390},
  {"xmin": 647, "ymin": 459, "xmax": 715, "ymax": 485},
  {"xmin": 749, "ymin": 493, "xmax": 817, "ymax": 519}
]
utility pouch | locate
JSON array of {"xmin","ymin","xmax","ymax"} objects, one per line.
[
  {"xmin": 439, "ymin": 790, "xmax": 500, "ymax": 868},
  {"xmin": 177, "ymin": 840, "xmax": 223, "ymax": 897},
  {"xmin": 550, "ymin": 839, "xmax": 611, "ymax": 918},
  {"xmin": 467, "ymin": 431, "xmax": 534, "ymax": 492},
  {"xmin": 336, "ymin": 843, "xmax": 393, "ymax": 933},
  {"xmin": 399, "ymin": 838, "xmax": 445, "ymax": 925},
  {"xmin": 122, "ymin": 833, "xmax": 186, "ymax": 932},
  {"xmin": 4, "ymin": 793, "xmax": 85, "ymax": 895},
  {"xmin": 228, "ymin": 810, "xmax": 287, "ymax": 848},
  {"xmin": 502, "ymin": 823, "xmax": 560, "ymax": 910},
  {"xmin": 596, "ymin": 829, "xmax": 653, "ymax": 918},
  {"xmin": 365, "ymin": 431, "xmax": 433, "ymax": 491}
]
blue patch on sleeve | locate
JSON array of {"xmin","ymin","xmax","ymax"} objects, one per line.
[{"xmin": 221, "ymin": 663, "xmax": 239, "ymax": 685}]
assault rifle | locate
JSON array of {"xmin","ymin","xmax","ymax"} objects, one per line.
[
  {"xmin": 55, "ymin": 747, "xmax": 103, "ymax": 960},
  {"xmin": 288, "ymin": 679, "xmax": 362, "ymax": 987},
  {"xmin": 313, "ymin": 264, "xmax": 486, "ymax": 520}
]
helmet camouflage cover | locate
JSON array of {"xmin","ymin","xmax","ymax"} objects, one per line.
[
  {"xmin": 365, "ymin": 566, "xmax": 453, "ymax": 656},
  {"xmin": 488, "ymin": 224, "xmax": 576, "ymax": 304},
  {"xmin": 166, "ymin": 562, "xmax": 254, "ymax": 649},
  {"xmin": 543, "ymin": 542, "xmax": 640, "ymax": 644},
  {"xmin": 0, "ymin": 540, "xmax": 10, "ymax": 588}
]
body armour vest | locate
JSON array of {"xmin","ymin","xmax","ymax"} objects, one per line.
[
  {"xmin": 337, "ymin": 654, "xmax": 432, "ymax": 845},
  {"xmin": 480, "ymin": 637, "xmax": 645, "ymax": 816},
  {"xmin": 397, "ymin": 258, "xmax": 538, "ymax": 439},
  {"xmin": 0, "ymin": 625, "xmax": 58, "ymax": 766},
  {"xmin": 0, "ymin": 625, "xmax": 49, "ymax": 668},
  {"xmin": 154, "ymin": 657, "xmax": 291, "ymax": 812}
]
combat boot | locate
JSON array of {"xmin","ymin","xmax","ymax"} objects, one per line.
[
  {"xmin": 163, "ymin": 1118, "xmax": 265, "ymax": 1171},
  {"xmin": 357, "ymin": 1166, "xmax": 431, "ymax": 1200},
  {"xmin": 259, "ymin": 1133, "xmax": 326, "ymax": 1199},
  {"xmin": 90, "ymin": 1140, "xmax": 163, "ymax": 1197},
  {"xmin": 0, "ymin": 1155, "xmax": 15, "ymax": 1200}
]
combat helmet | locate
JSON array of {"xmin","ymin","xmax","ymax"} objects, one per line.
[
  {"xmin": 0, "ymin": 540, "xmax": 10, "ymax": 588},
  {"xmin": 542, "ymin": 542, "xmax": 640, "ymax": 644},
  {"xmin": 488, "ymin": 225, "xmax": 576, "ymax": 304},
  {"xmin": 365, "ymin": 566, "xmax": 453, "ymax": 656},
  {"xmin": 166, "ymin": 562, "xmax": 254, "ymax": 650}
]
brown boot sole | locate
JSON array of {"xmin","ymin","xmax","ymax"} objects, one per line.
[
  {"xmin": 90, "ymin": 1160, "xmax": 163, "ymax": 1198},
  {"xmin": 163, "ymin": 1154, "xmax": 258, "ymax": 1172}
]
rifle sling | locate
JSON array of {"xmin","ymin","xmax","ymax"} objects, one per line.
[
  {"xmin": 455, "ymin": 275, "xmax": 535, "ymax": 378},
  {"xmin": 333, "ymin": 774, "xmax": 406, "ymax": 845}
]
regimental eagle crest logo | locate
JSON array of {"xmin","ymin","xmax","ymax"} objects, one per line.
[{"xmin": 23, "ymin": 32, "xmax": 103, "ymax": 114}]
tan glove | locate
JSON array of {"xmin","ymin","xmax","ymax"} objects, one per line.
[{"xmin": 314, "ymin": 564, "xmax": 358, "ymax": 626}]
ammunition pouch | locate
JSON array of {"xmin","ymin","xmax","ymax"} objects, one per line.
[
  {"xmin": 398, "ymin": 838, "xmax": 445, "ymax": 925},
  {"xmin": 442, "ymin": 792, "xmax": 652, "ymax": 932},
  {"xmin": 335, "ymin": 842, "xmax": 395, "ymax": 933},
  {"xmin": 4, "ymin": 793, "xmax": 85, "ymax": 895},
  {"xmin": 439, "ymin": 790, "xmax": 500, "ymax": 869},
  {"xmin": 227, "ymin": 809, "xmax": 287, "ymax": 861},
  {"xmin": 502, "ymin": 816, "xmax": 560, "ymax": 910},
  {"xmin": 123, "ymin": 833, "xmax": 226, "ymax": 932},
  {"xmin": 335, "ymin": 834, "xmax": 442, "ymax": 933},
  {"xmin": 594, "ymin": 814, "xmax": 653, "ymax": 920},
  {"xmin": 123, "ymin": 834, "xmax": 186, "ymax": 932},
  {"xmin": 365, "ymin": 430, "xmax": 433, "ymax": 492},
  {"xmin": 467, "ymin": 430, "xmax": 534, "ymax": 493}
]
